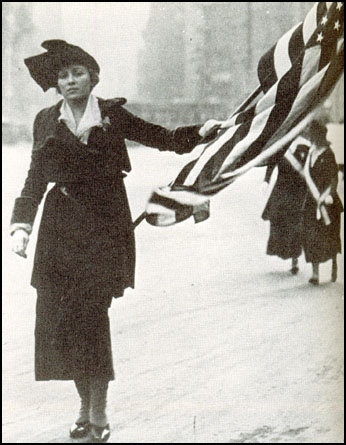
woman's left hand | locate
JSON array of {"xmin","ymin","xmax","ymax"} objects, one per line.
[{"xmin": 199, "ymin": 119, "xmax": 223, "ymax": 139}]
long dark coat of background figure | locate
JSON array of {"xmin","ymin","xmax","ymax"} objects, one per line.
[
  {"xmin": 301, "ymin": 147, "xmax": 343, "ymax": 264},
  {"xmin": 11, "ymin": 97, "xmax": 204, "ymax": 380},
  {"xmin": 262, "ymin": 146, "xmax": 309, "ymax": 260}
]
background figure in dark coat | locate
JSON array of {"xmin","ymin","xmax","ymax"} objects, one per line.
[
  {"xmin": 262, "ymin": 143, "xmax": 309, "ymax": 275},
  {"xmin": 262, "ymin": 120, "xmax": 343, "ymax": 286},
  {"xmin": 10, "ymin": 40, "xmax": 221, "ymax": 442},
  {"xmin": 300, "ymin": 120, "xmax": 343, "ymax": 285}
]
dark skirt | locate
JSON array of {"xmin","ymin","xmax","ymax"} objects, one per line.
[
  {"xmin": 266, "ymin": 213, "xmax": 303, "ymax": 260},
  {"xmin": 35, "ymin": 285, "xmax": 115, "ymax": 381},
  {"xmin": 302, "ymin": 207, "xmax": 342, "ymax": 263}
]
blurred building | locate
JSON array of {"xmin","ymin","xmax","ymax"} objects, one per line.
[
  {"xmin": 138, "ymin": 2, "xmax": 343, "ymax": 123},
  {"xmin": 2, "ymin": 2, "xmax": 63, "ymax": 143},
  {"xmin": 3, "ymin": 2, "xmax": 36, "ymax": 141}
]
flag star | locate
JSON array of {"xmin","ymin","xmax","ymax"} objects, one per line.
[
  {"xmin": 334, "ymin": 20, "xmax": 341, "ymax": 31},
  {"xmin": 321, "ymin": 15, "xmax": 328, "ymax": 25},
  {"xmin": 316, "ymin": 32, "xmax": 324, "ymax": 43},
  {"xmin": 336, "ymin": 2, "xmax": 343, "ymax": 10}
]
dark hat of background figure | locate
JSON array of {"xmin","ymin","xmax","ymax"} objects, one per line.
[
  {"xmin": 24, "ymin": 40, "xmax": 100, "ymax": 92},
  {"xmin": 308, "ymin": 119, "xmax": 329, "ymax": 147}
]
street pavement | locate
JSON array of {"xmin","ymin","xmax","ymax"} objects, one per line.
[{"xmin": 2, "ymin": 129, "xmax": 344, "ymax": 443}]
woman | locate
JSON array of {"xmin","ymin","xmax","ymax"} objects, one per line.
[
  {"xmin": 262, "ymin": 142, "xmax": 309, "ymax": 275},
  {"xmin": 262, "ymin": 120, "xmax": 343, "ymax": 285},
  {"xmin": 11, "ymin": 40, "xmax": 221, "ymax": 442},
  {"xmin": 300, "ymin": 120, "xmax": 343, "ymax": 285}
]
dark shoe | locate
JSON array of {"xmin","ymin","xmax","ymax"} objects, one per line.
[
  {"xmin": 290, "ymin": 266, "xmax": 299, "ymax": 275},
  {"xmin": 90, "ymin": 424, "xmax": 110, "ymax": 443},
  {"xmin": 309, "ymin": 277, "xmax": 319, "ymax": 286},
  {"xmin": 70, "ymin": 421, "xmax": 90, "ymax": 439}
]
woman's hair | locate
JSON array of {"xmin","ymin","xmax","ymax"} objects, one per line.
[
  {"xmin": 56, "ymin": 66, "xmax": 99, "ymax": 94},
  {"xmin": 89, "ymin": 68, "xmax": 100, "ymax": 89}
]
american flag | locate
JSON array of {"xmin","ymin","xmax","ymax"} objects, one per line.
[{"xmin": 144, "ymin": 2, "xmax": 344, "ymax": 227}]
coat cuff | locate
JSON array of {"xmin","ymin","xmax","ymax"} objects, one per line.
[
  {"xmin": 10, "ymin": 196, "xmax": 39, "ymax": 227},
  {"xmin": 171, "ymin": 125, "xmax": 204, "ymax": 154},
  {"xmin": 10, "ymin": 223, "xmax": 32, "ymax": 236}
]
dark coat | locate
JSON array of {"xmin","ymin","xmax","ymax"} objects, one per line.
[
  {"xmin": 11, "ymin": 97, "xmax": 204, "ymax": 381},
  {"xmin": 301, "ymin": 147, "xmax": 343, "ymax": 263},
  {"xmin": 11, "ymin": 97, "xmax": 203, "ymax": 297},
  {"xmin": 262, "ymin": 149, "xmax": 309, "ymax": 259}
]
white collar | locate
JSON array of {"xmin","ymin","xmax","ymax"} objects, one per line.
[{"xmin": 58, "ymin": 94, "xmax": 103, "ymax": 144}]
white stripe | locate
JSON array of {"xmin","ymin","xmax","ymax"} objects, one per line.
[
  {"xmin": 299, "ymin": 46, "xmax": 322, "ymax": 87},
  {"xmin": 337, "ymin": 36, "xmax": 344, "ymax": 54},
  {"xmin": 274, "ymin": 23, "xmax": 301, "ymax": 79},
  {"xmin": 186, "ymin": 54, "xmax": 329, "ymax": 193},
  {"xmin": 255, "ymin": 24, "xmax": 301, "ymax": 117},
  {"xmin": 183, "ymin": 124, "xmax": 241, "ymax": 186},
  {"xmin": 213, "ymin": 106, "xmax": 274, "ymax": 180},
  {"xmin": 195, "ymin": 61, "xmax": 327, "ymax": 187},
  {"xmin": 255, "ymin": 82, "xmax": 279, "ymax": 114},
  {"xmin": 269, "ymin": 63, "xmax": 329, "ymax": 142},
  {"xmin": 153, "ymin": 187, "xmax": 209, "ymax": 206},
  {"xmin": 145, "ymin": 202, "xmax": 177, "ymax": 226},
  {"xmin": 212, "ymin": 64, "xmax": 328, "ymax": 185},
  {"xmin": 206, "ymin": 112, "xmax": 316, "ymax": 189},
  {"xmin": 326, "ymin": 2, "xmax": 333, "ymax": 11},
  {"xmin": 303, "ymin": 2, "xmax": 319, "ymax": 44}
]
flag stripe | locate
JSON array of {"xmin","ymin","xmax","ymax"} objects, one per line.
[
  {"xmin": 183, "ymin": 125, "xmax": 241, "ymax": 186},
  {"xmin": 274, "ymin": 23, "xmax": 301, "ymax": 79},
  {"xmin": 194, "ymin": 119, "xmax": 253, "ymax": 187},
  {"xmin": 303, "ymin": 2, "xmax": 320, "ymax": 44},
  {"xmin": 201, "ymin": 112, "xmax": 316, "ymax": 194},
  {"xmin": 258, "ymin": 46, "xmax": 277, "ymax": 93},
  {"xmin": 149, "ymin": 190, "xmax": 193, "ymax": 212},
  {"xmin": 145, "ymin": 2, "xmax": 344, "ymax": 227},
  {"xmin": 193, "ymin": 30, "xmax": 306, "ymax": 187}
]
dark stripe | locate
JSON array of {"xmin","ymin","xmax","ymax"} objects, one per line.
[
  {"xmin": 319, "ymin": 4, "xmax": 343, "ymax": 70},
  {"xmin": 175, "ymin": 105, "xmax": 256, "ymax": 186},
  {"xmin": 228, "ymin": 26, "xmax": 305, "ymax": 172},
  {"xmin": 192, "ymin": 23, "xmax": 305, "ymax": 192},
  {"xmin": 316, "ymin": 40, "xmax": 344, "ymax": 104},
  {"xmin": 316, "ymin": 2, "xmax": 327, "ymax": 24},
  {"xmin": 288, "ymin": 24, "xmax": 305, "ymax": 69},
  {"xmin": 173, "ymin": 134, "xmax": 220, "ymax": 185},
  {"xmin": 257, "ymin": 46, "xmax": 277, "ymax": 93},
  {"xmin": 210, "ymin": 28, "xmax": 305, "ymax": 178},
  {"xmin": 173, "ymin": 158, "xmax": 200, "ymax": 185},
  {"xmin": 193, "ymin": 119, "xmax": 253, "ymax": 188},
  {"xmin": 235, "ymin": 105, "xmax": 256, "ymax": 125},
  {"xmin": 253, "ymin": 24, "xmax": 304, "ymax": 152},
  {"xmin": 149, "ymin": 191, "xmax": 193, "ymax": 213}
]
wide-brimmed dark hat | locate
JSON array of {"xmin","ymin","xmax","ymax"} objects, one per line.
[{"xmin": 24, "ymin": 40, "xmax": 100, "ymax": 91}]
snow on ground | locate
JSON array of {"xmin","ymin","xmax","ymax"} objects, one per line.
[{"xmin": 2, "ymin": 129, "xmax": 344, "ymax": 443}]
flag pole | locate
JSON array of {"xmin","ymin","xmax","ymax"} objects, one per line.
[
  {"xmin": 231, "ymin": 84, "xmax": 262, "ymax": 116},
  {"xmin": 133, "ymin": 210, "xmax": 147, "ymax": 228}
]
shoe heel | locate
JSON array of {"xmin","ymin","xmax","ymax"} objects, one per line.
[{"xmin": 90, "ymin": 424, "xmax": 110, "ymax": 443}]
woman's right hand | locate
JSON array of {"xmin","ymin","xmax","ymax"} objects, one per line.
[{"xmin": 11, "ymin": 229, "xmax": 29, "ymax": 258}]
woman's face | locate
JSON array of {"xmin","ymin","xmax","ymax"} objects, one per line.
[{"xmin": 57, "ymin": 64, "xmax": 92, "ymax": 101}]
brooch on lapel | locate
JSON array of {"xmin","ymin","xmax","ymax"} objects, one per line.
[{"xmin": 101, "ymin": 116, "xmax": 111, "ymax": 132}]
